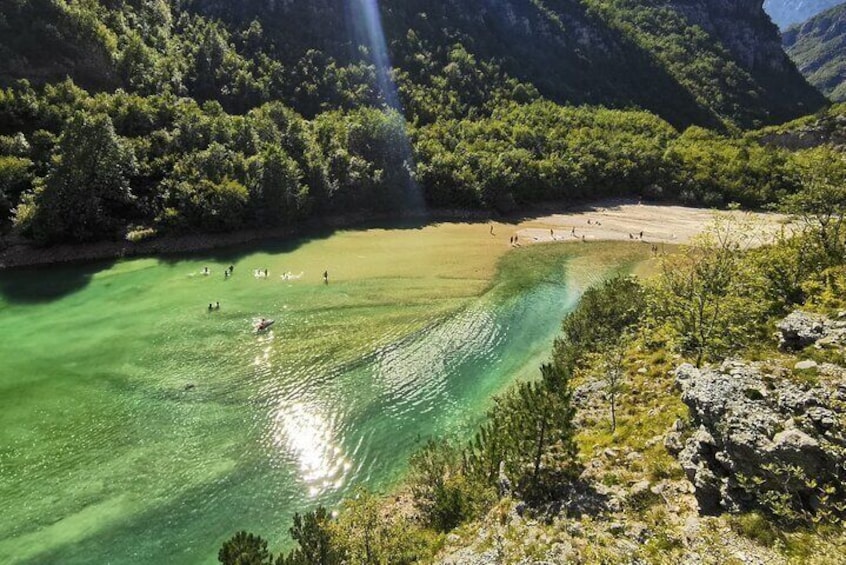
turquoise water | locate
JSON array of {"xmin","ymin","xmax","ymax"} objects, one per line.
[{"xmin": 0, "ymin": 229, "xmax": 646, "ymax": 564}]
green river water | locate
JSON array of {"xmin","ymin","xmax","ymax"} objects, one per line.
[{"xmin": 0, "ymin": 224, "xmax": 649, "ymax": 564}]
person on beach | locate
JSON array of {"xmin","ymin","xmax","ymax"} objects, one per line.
[
  {"xmin": 490, "ymin": 224, "xmax": 495, "ymax": 236},
  {"xmin": 570, "ymin": 227, "xmax": 575, "ymax": 236},
  {"xmin": 323, "ymin": 270, "xmax": 329, "ymax": 285},
  {"xmin": 639, "ymin": 231, "xmax": 643, "ymax": 239}
]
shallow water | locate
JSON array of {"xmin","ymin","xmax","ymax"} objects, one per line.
[{"xmin": 0, "ymin": 224, "xmax": 650, "ymax": 564}]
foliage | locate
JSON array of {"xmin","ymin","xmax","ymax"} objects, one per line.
[
  {"xmin": 648, "ymin": 216, "xmax": 768, "ymax": 366},
  {"xmin": 782, "ymin": 146, "xmax": 846, "ymax": 263},
  {"xmin": 664, "ymin": 126, "xmax": 798, "ymax": 207},
  {"xmin": 465, "ymin": 363, "xmax": 578, "ymax": 503},
  {"xmin": 737, "ymin": 463, "xmax": 846, "ymax": 527},
  {"xmin": 24, "ymin": 112, "xmax": 136, "ymax": 243},
  {"xmin": 276, "ymin": 507, "xmax": 342, "ymax": 565},
  {"xmin": 409, "ymin": 440, "xmax": 495, "ymax": 532},
  {"xmin": 330, "ymin": 488, "xmax": 432, "ymax": 565},
  {"xmin": 218, "ymin": 531, "xmax": 273, "ymax": 565},
  {"xmin": 0, "ymin": 74, "xmax": 828, "ymax": 245},
  {"xmin": 0, "ymin": 154, "xmax": 32, "ymax": 231},
  {"xmin": 247, "ymin": 146, "xmax": 307, "ymax": 226},
  {"xmin": 554, "ymin": 275, "xmax": 647, "ymax": 372}
]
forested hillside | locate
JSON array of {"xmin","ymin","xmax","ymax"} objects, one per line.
[
  {"xmin": 0, "ymin": 0, "xmax": 831, "ymax": 247},
  {"xmin": 783, "ymin": 2, "xmax": 846, "ymax": 101}
]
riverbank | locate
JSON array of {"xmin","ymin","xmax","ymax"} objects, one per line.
[{"xmin": 0, "ymin": 200, "xmax": 791, "ymax": 269}]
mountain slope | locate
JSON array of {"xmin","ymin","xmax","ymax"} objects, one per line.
[
  {"xmin": 763, "ymin": 0, "xmax": 844, "ymax": 28},
  {"xmin": 783, "ymin": 2, "xmax": 846, "ymax": 101},
  {"xmin": 0, "ymin": 0, "xmax": 826, "ymax": 129}
]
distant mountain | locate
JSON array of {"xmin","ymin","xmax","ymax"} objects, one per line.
[
  {"xmin": 763, "ymin": 0, "xmax": 844, "ymax": 29},
  {"xmin": 783, "ymin": 3, "xmax": 846, "ymax": 101}
]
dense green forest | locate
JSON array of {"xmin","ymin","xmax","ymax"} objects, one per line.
[{"xmin": 0, "ymin": 0, "xmax": 834, "ymax": 246}]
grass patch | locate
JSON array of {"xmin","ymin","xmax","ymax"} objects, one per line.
[{"xmin": 729, "ymin": 512, "xmax": 785, "ymax": 547}]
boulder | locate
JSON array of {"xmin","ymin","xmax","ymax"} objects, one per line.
[
  {"xmin": 776, "ymin": 311, "xmax": 828, "ymax": 350},
  {"xmin": 777, "ymin": 310, "xmax": 846, "ymax": 351},
  {"xmin": 671, "ymin": 361, "xmax": 846, "ymax": 516}
]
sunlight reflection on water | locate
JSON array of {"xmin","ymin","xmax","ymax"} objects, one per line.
[{"xmin": 270, "ymin": 401, "xmax": 351, "ymax": 498}]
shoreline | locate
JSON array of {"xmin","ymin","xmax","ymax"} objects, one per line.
[
  {"xmin": 0, "ymin": 208, "xmax": 492, "ymax": 270},
  {"xmin": 0, "ymin": 200, "xmax": 791, "ymax": 269}
]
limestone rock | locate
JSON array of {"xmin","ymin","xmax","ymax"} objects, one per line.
[
  {"xmin": 777, "ymin": 310, "xmax": 846, "ymax": 350},
  {"xmin": 671, "ymin": 361, "xmax": 846, "ymax": 515},
  {"xmin": 777, "ymin": 310, "xmax": 828, "ymax": 350}
]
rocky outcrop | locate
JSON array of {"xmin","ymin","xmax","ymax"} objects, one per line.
[
  {"xmin": 670, "ymin": 360, "xmax": 846, "ymax": 516},
  {"xmin": 776, "ymin": 310, "xmax": 846, "ymax": 350},
  {"xmin": 756, "ymin": 105, "xmax": 846, "ymax": 150}
]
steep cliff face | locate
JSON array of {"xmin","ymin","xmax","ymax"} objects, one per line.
[
  {"xmin": 763, "ymin": 0, "xmax": 844, "ymax": 29},
  {"xmin": 783, "ymin": 2, "xmax": 846, "ymax": 101},
  {"xmin": 672, "ymin": 0, "xmax": 790, "ymax": 71}
]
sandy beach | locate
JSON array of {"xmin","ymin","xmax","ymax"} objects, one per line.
[{"xmin": 513, "ymin": 201, "xmax": 791, "ymax": 247}]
